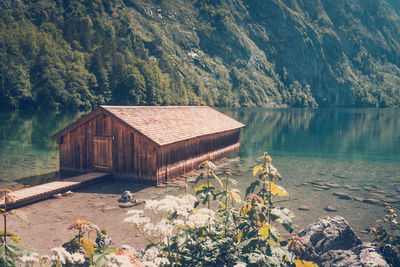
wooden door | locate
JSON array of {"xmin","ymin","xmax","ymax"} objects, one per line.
[{"xmin": 93, "ymin": 136, "xmax": 113, "ymax": 171}]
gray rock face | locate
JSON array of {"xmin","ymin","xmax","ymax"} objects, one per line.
[
  {"xmin": 298, "ymin": 216, "xmax": 388, "ymax": 266},
  {"xmin": 320, "ymin": 245, "xmax": 389, "ymax": 267}
]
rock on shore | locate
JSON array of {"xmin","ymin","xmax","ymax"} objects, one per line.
[{"xmin": 298, "ymin": 216, "xmax": 388, "ymax": 267}]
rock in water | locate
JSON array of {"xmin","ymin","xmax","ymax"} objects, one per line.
[
  {"xmin": 324, "ymin": 206, "xmax": 338, "ymax": 212},
  {"xmin": 118, "ymin": 191, "xmax": 134, "ymax": 203},
  {"xmin": 297, "ymin": 216, "xmax": 388, "ymax": 266},
  {"xmin": 333, "ymin": 192, "xmax": 352, "ymax": 199},
  {"xmin": 320, "ymin": 245, "xmax": 389, "ymax": 267},
  {"xmin": 353, "ymin": 197, "xmax": 365, "ymax": 202},
  {"xmin": 298, "ymin": 205, "xmax": 311, "ymax": 211},
  {"xmin": 326, "ymin": 182, "xmax": 341, "ymax": 188},
  {"xmin": 363, "ymin": 198, "xmax": 381, "ymax": 205},
  {"xmin": 298, "ymin": 216, "xmax": 362, "ymax": 259}
]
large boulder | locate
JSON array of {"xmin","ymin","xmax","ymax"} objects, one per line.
[
  {"xmin": 297, "ymin": 216, "xmax": 388, "ymax": 267},
  {"xmin": 320, "ymin": 245, "xmax": 389, "ymax": 267}
]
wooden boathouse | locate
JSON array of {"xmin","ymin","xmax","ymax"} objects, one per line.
[{"xmin": 51, "ymin": 106, "xmax": 245, "ymax": 184}]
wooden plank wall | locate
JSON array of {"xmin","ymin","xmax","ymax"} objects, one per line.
[
  {"xmin": 156, "ymin": 129, "xmax": 241, "ymax": 183},
  {"xmin": 111, "ymin": 119, "xmax": 157, "ymax": 183},
  {"xmin": 59, "ymin": 113, "xmax": 158, "ymax": 183}
]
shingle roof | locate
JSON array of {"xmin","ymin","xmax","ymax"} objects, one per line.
[
  {"xmin": 101, "ymin": 106, "xmax": 244, "ymax": 146},
  {"xmin": 51, "ymin": 106, "xmax": 245, "ymax": 146}
]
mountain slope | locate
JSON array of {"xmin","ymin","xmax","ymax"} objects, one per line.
[{"xmin": 0, "ymin": 0, "xmax": 399, "ymax": 109}]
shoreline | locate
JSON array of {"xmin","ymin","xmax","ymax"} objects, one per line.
[
  {"xmin": 5, "ymin": 179, "xmax": 181, "ymax": 254},
  {"xmin": 2, "ymin": 157, "xmax": 379, "ymax": 254},
  {"xmin": 4, "ymin": 177, "xmax": 372, "ymax": 255}
]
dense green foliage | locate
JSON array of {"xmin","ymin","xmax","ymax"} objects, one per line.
[{"xmin": 1, "ymin": 0, "xmax": 400, "ymax": 109}]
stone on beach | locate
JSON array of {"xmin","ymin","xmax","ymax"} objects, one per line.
[
  {"xmin": 325, "ymin": 206, "xmax": 338, "ymax": 212},
  {"xmin": 383, "ymin": 198, "xmax": 400, "ymax": 204},
  {"xmin": 332, "ymin": 192, "xmax": 352, "ymax": 199},
  {"xmin": 343, "ymin": 185, "xmax": 361, "ymax": 191},
  {"xmin": 332, "ymin": 174, "xmax": 347, "ymax": 179},
  {"xmin": 326, "ymin": 182, "xmax": 341, "ymax": 188},
  {"xmin": 298, "ymin": 205, "xmax": 311, "ymax": 211},
  {"xmin": 368, "ymin": 193, "xmax": 384, "ymax": 200},
  {"xmin": 314, "ymin": 185, "xmax": 330, "ymax": 190},
  {"xmin": 119, "ymin": 202, "xmax": 136, "ymax": 208},
  {"xmin": 118, "ymin": 191, "xmax": 135, "ymax": 203},
  {"xmin": 311, "ymin": 187, "xmax": 325, "ymax": 191},
  {"xmin": 363, "ymin": 198, "xmax": 382, "ymax": 205},
  {"xmin": 297, "ymin": 216, "xmax": 388, "ymax": 267},
  {"xmin": 353, "ymin": 197, "xmax": 365, "ymax": 202},
  {"xmin": 119, "ymin": 199, "xmax": 145, "ymax": 208},
  {"xmin": 62, "ymin": 191, "xmax": 73, "ymax": 197}
]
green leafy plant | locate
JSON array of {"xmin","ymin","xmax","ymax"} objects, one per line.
[
  {"xmin": 0, "ymin": 189, "xmax": 30, "ymax": 267},
  {"xmin": 371, "ymin": 206, "xmax": 400, "ymax": 266},
  {"xmin": 124, "ymin": 152, "xmax": 309, "ymax": 266},
  {"xmin": 62, "ymin": 219, "xmax": 117, "ymax": 266}
]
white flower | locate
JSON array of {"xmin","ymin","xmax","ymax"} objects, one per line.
[
  {"xmin": 124, "ymin": 214, "xmax": 151, "ymax": 225},
  {"xmin": 155, "ymin": 219, "xmax": 174, "ymax": 236},
  {"xmin": 234, "ymin": 262, "xmax": 247, "ymax": 267},
  {"xmin": 19, "ymin": 253, "xmax": 40, "ymax": 264},
  {"xmin": 187, "ymin": 208, "xmax": 215, "ymax": 228},
  {"xmin": 143, "ymin": 219, "xmax": 174, "ymax": 238},
  {"xmin": 70, "ymin": 252, "xmax": 85, "ymax": 264},
  {"xmin": 106, "ymin": 253, "xmax": 132, "ymax": 267},
  {"xmin": 173, "ymin": 219, "xmax": 185, "ymax": 227},
  {"xmin": 142, "ymin": 261, "xmax": 158, "ymax": 267},
  {"xmin": 180, "ymin": 194, "xmax": 197, "ymax": 205},
  {"xmin": 127, "ymin": 209, "xmax": 144, "ymax": 215},
  {"xmin": 143, "ymin": 247, "xmax": 161, "ymax": 261},
  {"xmin": 145, "ymin": 195, "xmax": 194, "ymax": 217},
  {"xmin": 154, "ymin": 256, "xmax": 170, "ymax": 265},
  {"xmin": 120, "ymin": 245, "xmax": 144, "ymax": 258},
  {"xmin": 51, "ymin": 247, "xmax": 68, "ymax": 264},
  {"xmin": 51, "ymin": 247, "xmax": 85, "ymax": 264}
]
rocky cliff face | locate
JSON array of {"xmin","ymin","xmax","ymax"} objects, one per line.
[{"xmin": 1, "ymin": 0, "xmax": 399, "ymax": 108}]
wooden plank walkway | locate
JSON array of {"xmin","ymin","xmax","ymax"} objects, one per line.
[{"xmin": 0, "ymin": 172, "xmax": 111, "ymax": 209}]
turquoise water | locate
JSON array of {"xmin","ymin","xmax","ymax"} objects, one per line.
[
  {"xmin": 0, "ymin": 108, "xmax": 399, "ymax": 236},
  {"xmin": 222, "ymin": 108, "xmax": 400, "ymax": 238},
  {"xmin": 0, "ymin": 110, "xmax": 88, "ymax": 187}
]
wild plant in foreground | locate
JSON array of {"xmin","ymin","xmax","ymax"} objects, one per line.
[
  {"xmin": 0, "ymin": 188, "xmax": 31, "ymax": 266},
  {"xmin": 15, "ymin": 218, "xmax": 139, "ymax": 267},
  {"xmin": 371, "ymin": 206, "xmax": 400, "ymax": 266},
  {"xmin": 124, "ymin": 152, "xmax": 316, "ymax": 266}
]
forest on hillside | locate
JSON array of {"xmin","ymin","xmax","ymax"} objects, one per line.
[{"xmin": 1, "ymin": 0, "xmax": 400, "ymax": 109}]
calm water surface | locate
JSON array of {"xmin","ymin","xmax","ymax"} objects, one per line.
[{"xmin": 0, "ymin": 108, "xmax": 399, "ymax": 238}]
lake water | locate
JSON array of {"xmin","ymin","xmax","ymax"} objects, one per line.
[{"xmin": 1, "ymin": 108, "xmax": 399, "ymax": 238}]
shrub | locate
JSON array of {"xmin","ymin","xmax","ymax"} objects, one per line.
[
  {"xmin": 371, "ymin": 206, "xmax": 400, "ymax": 266},
  {"xmin": 124, "ymin": 152, "xmax": 313, "ymax": 266}
]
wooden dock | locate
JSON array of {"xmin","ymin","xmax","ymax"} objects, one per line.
[{"xmin": 0, "ymin": 172, "xmax": 111, "ymax": 209}]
